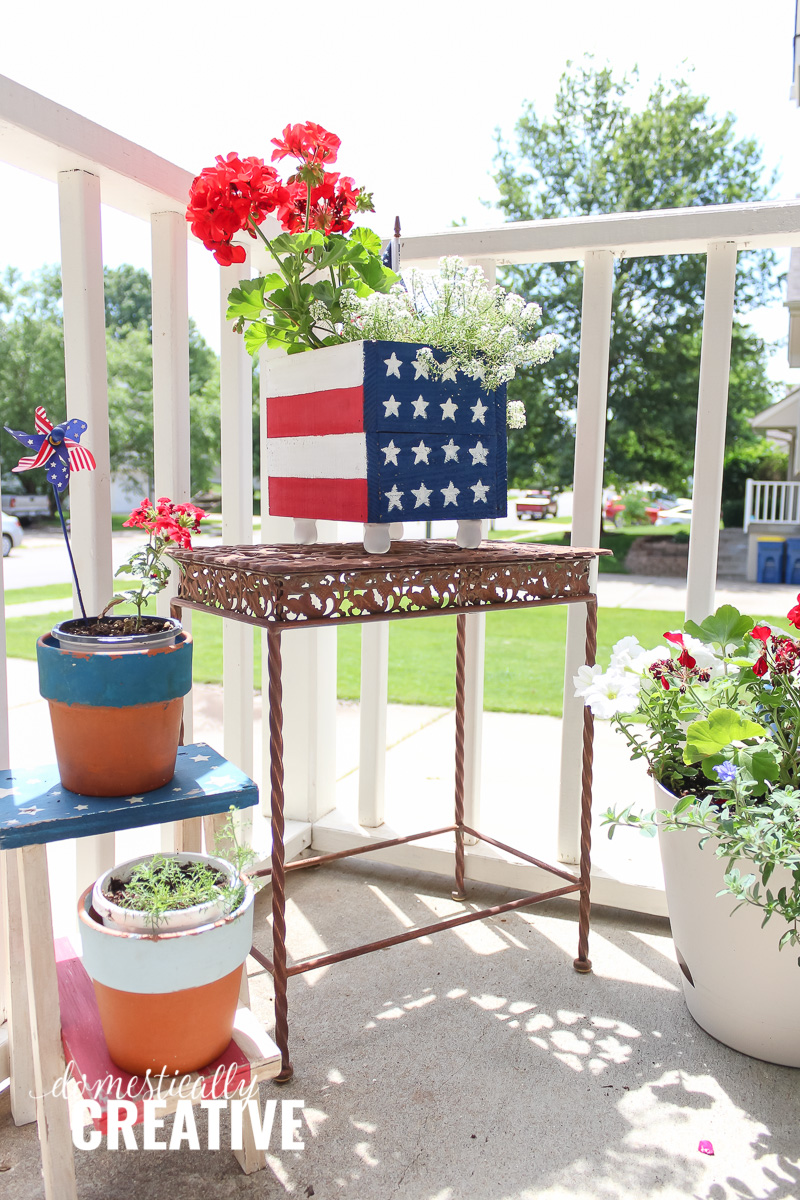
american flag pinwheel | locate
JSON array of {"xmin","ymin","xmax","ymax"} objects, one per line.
[{"xmin": 5, "ymin": 406, "xmax": 96, "ymax": 492}]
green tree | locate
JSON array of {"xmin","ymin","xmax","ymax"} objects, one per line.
[
  {"xmin": 0, "ymin": 265, "xmax": 222, "ymax": 495},
  {"xmin": 492, "ymin": 59, "xmax": 781, "ymax": 494}
]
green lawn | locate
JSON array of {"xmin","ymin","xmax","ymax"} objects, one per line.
[
  {"xmin": 12, "ymin": 601, "xmax": 787, "ymax": 717},
  {"xmin": 4, "ymin": 583, "xmax": 72, "ymax": 606}
]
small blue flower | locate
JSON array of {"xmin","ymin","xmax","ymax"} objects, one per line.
[{"xmin": 713, "ymin": 761, "xmax": 737, "ymax": 784}]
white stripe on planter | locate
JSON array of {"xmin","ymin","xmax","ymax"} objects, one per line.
[
  {"xmin": 264, "ymin": 340, "xmax": 364, "ymax": 397},
  {"xmin": 266, "ymin": 433, "xmax": 368, "ymax": 479},
  {"xmin": 78, "ymin": 888, "xmax": 254, "ymax": 994}
]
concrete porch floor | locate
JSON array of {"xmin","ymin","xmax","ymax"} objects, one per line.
[{"xmin": 2, "ymin": 857, "xmax": 799, "ymax": 1199}]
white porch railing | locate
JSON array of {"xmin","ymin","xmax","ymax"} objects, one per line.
[
  {"xmin": 3, "ymin": 72, "xmax": 800, "ymax": 1082},
  {"xmin": 744, "ymin": 478, "xmax": 800, "ymax": 530}
]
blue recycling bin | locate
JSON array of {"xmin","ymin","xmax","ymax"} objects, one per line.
[
  {"xmin": 757, "ymin": 538, "xmax": 786, "ymax": 584},
  {"xmin": 784, "ymin": 538, "xmax": 800, "ymax": 585}
]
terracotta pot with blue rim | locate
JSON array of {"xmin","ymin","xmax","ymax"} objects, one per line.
[
  {"xmin": 37, "ymin": 615, "xmax": 192, "ymax": 797},
  {"xmin": 263, "ymin": 339, "xmax": 508, "ymax": 551}
]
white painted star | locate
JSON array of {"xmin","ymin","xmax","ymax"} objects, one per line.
[
  {"xmin": 191, "ymin": 755, "xmax": 210, "ymax": 762},
  {"xmin": 19, "ymin": 806, "xmax": 41, "ymax": 815},
  {"xmin": 441, "ymin": 481, "xmax": 460, "ymax": 506},
  {"xmin": 441, "ymin": 358, "xmax": 458, "ymax": 382},
  {"xmin": 442, "ymin": 439, "xmax": 460, "ymax": 463},
  {"xmin": 52, "ymin": 791, "xmax": 61, "ymax": 796},
  {"xmin": 75, "ymin": 805, "xmax": 89, "ymax": 811},
  {"xmin": 440, "ymin": 397, "xmax": 458, "ymax": 421},
  {"xmin": 471, "ymin": 399, "xmax": 488, "ymax": 424},
  {"xmin": 411, "ymin": 355, "xmax": 429, "ymax": 380},
  {"xmin": 383, "ymin": 395, "xmax": 401, "ymax": 418},
  {"xmin": 173, "ymin": 787, "xmax": 182, "ymax": 792},
  {"xmin": 209, "ymin": 775, "xmax": 239, "ymax": 789},
  {"xmin": 6, "ymin": 819, "xmax": 18, "ymax": 825},
  {"xmin": 382, "ymin": 440, "xmax": 401, "ymax": 466},
  {"xmin": 469, "ymin": 441, "xmax": 489, "ymax": 466},
  {"xmin": 411, "ymin": 440, "xmax": 431, "ymax": 465},
  {"xmin": 384, "ymin": 352, "xmax": 402, "ymax": 378},
  {"xmin": 0, "ymin": 787, "xmax": 17, "ymax": 799},
  {"xmin": 124, "ymin": 796, "xmax": 145, "ymax": 805},
  {"xmin": 412, "ymin": 482, "xmax": 432, "ymax": 508},
  {"xmin": 386, "ymin": 484, "xmax": 404, "ymax": 511},
  {"xmin": 412, "ymin": 395, "xmax": 429, "ymax": 419},
  {"xmin": 471, "ymin": 480, "xmax": 490, "ymax": 503},
  {"xmin": 473, "ymin": 364, "xmax": 485, "ymax": 381}
]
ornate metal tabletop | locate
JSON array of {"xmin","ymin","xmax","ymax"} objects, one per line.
[{"xmin": 171, "ymin": 539, "xmax": 609, "ymax": 628}]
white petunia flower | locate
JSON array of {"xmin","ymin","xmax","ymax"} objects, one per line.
[
  {"xmin": 583, "ymin": 670, "xmax": 642, "ymax": 719},
  {"xmin": 573, "ymin": 664, "xmax": 604, "ymax": 696}
]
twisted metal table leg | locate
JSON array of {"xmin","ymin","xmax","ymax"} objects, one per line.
[
  {"xmin": 268, "ymin": 630, "xmax": 293, "ymax": 1081},
  {"xmin": 574, "ymin": 597, "xmax": 597, "ymax": 974},
  {"xmin": 453, "ymin": 613, "xmax": 467, "ymax": 900}
]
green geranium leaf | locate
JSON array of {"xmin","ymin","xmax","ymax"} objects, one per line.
[
  {"xmin": 226, "ymin": 278, "xmax": 267, "ymax": 320},
  {"xmin": 352, "ymin": 254, "xmax": 398, "ymax": 293},
  {"xmin": 243, "ymin": 322, "xmax": 270, "ymax": 356},
  {"xmin": 310, "ymin": 281, "xmax": 337, "ymax": 305},
  {"xmin": 291, "ymin": 230, "xmax": 326, "ymax": 252},
  {"xmin": 348, "ymin": 226, "xmax": 382, "ymax": 255},
  {"xmin": 683, "ymin": 606, "xmax": 754, "ymax": 649},
  {"xmin": 735, "ymin": 744, "xmax": 781, "ymax": 786},
  {"xmin": 683, "ymin": 708, "xmax": 765, "ymax": 764}
]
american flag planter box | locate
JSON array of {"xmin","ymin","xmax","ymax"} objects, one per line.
[{"xmin": 264, "ymin": 340, "xmax": 508, "ymax": 528}]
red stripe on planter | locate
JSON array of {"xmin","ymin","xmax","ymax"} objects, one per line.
[
  {"xmin": 266, "ymin": 386, "xmax": 364, "ymax": 437},
  {"xmin": 268, "ymin": 476, "xmax": 368, "ymax": 521}
]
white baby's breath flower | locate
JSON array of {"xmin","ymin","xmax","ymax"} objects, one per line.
[{"xmin": 506, "ymin": 399, "xmax": 526, "ymax": 429}]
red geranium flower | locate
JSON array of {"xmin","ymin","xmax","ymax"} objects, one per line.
[
  {"xmin": 663, "ymin": 631, "xmax": 685, "ymax": 648},
  {"xmin": 753, "ymin": 656, "xmax": 769, "ymax": 677},
  {"xmin": 186, "ymin": 153, "xmax": 280, "ymax": 266},
  {"xmin": 271, "ymin": 121, "xmax": 340, "ymax": 166},
  {"xmin": 787, "ymin": 594, "xmax": 800, "ymax": 629},
  {"xmin": 751, "ymin": 625, "xmax": 771, "ymax": 642},
  {"xmin": 677, "ymin": 648, "xmax": 696, "ymax": 669}
]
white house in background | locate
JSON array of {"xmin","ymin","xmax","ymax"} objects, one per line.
[{"xmin": 110, "ymin": 472, "xmax": 150, "ymax": 514}]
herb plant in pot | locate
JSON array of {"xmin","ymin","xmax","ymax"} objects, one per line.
[
  {"xmin": 79, "ymin": 826, "xmax": 256, "ymax": 1076},
  {"xmin": 575, "ymin": 603, "xmax": 800, "ymax": 1067},
  {"xmin": 187, "ymin": 123, "xmax": 555, "ymax": 551},
  {"xmin": 36, "ymin": 496, "xmax": 204, "ymax": 796}
]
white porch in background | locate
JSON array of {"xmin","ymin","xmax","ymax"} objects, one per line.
[{"xmin": 2, "ymin": 72, "xmax": 800, "ymax": 1082}]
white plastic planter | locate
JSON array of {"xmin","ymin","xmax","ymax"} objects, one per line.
[
  {"xmin": 92, "ymin": 852, "xmax": 240, "ymax": 934},
  {"xmin": 655, "ymin": 780, "xmax": 800, "ymax": 1067}
]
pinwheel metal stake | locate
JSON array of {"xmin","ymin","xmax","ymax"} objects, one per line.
[{"xmin": 4, "ymin": 406, "xmax": 97, "ymax": 620}]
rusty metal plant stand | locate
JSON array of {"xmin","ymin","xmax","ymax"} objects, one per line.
[{"xmin": 171, "ymin": 539, "xmax": 605, "ymax": 1083}]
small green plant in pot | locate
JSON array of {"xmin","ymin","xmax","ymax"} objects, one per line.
[
  {"xmin": 92, "ymin": 809, "xmax": 257, "ymax": 933},
  {"xmin": 79, "ymin": 811, "xmax": 261, "ymax": 1076},
  {"xmin": 575, "ymin": 601, "xmax": 800, "ymax": 1066}
]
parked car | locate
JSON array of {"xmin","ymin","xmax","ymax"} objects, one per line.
[
  {"xmin": 516, "ymin": 490, "xmax": 558, "ymax": 520},
  {"xmin": 2, "ymin": 477, "xmax": 50, "ymax": 525},
  {"xmin": 2, "ymin": 512, "xmax": 23, "ymax": 556},
  {"xmin": 655, "ymin": 500, "xmax": 693, "ymax": 526},
  {"xmin": 603, "ymin": 495, "xmax": 626, "ymax": 526}
]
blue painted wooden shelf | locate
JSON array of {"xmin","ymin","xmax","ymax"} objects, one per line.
[{"xmin": 0, "ymin": 744, "xmax": 258, "ymax": 849}]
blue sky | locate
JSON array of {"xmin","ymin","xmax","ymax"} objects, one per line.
[{"xmin": 0, "ymin": 0, "xmax": 798, "ymax": 387}]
